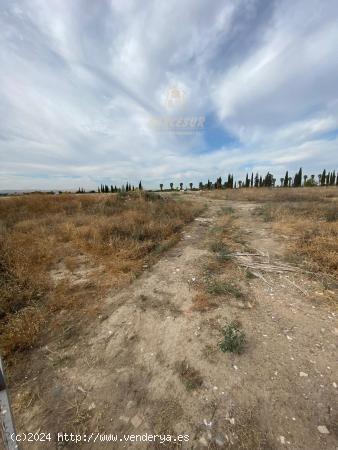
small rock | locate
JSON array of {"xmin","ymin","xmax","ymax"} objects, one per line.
[
  {"xmin": 333, "ymin": 382, "xmax": 337, "ymax": 388},
  {"xmin": 317, "ymin": 425, "xmax": 329, "ymax": 434},
  {"xmin": 88, "ymin": 402, "xmax": 96, "ymax": 411},
  {"xmin": 119, "ymin": 415, "xmax": 130, "ymax": 423},
  {"xmin": 199, "ymin": 436, "xmax": 208, "ymax": 447},
  {"xmin": 299, "ymin": 372, "xmax": 308, "ymax": 377},
  {"xmin": 229, "ymin": 418, "xmax": 235, "ymax": 425},
  {"xmin": 203, "ymin": 419, "xmax": 212, "ymax": 428},
  {"xmin": 286, "ymin": 335, "xmax": 293, "ymax": 341},
  {"xmin": 278, "ymin": 436, "xmax": 286, "ymax": 444},
  {"xmin": 131, "ymin": 415, "xmax": 143, "ymax": 428}
]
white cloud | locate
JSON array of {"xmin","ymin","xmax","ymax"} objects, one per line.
[{"xmin": 0, "ymin": 0, "xmax": 337, "ymax": 190}]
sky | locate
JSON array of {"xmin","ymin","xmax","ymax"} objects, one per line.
[{"xmin": 0, "ymin": 0, "xmax": 338, "ymax": 190}]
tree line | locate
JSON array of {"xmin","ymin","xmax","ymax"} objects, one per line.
[
  {"xmin": 75, "ymin": 168, "xmax": 337, "ymax": 193},
  {"xmin": 158, "ymin": 167, "xmax": 337, "ymax": 191}
]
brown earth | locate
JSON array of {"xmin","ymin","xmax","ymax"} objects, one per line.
[{"xmin": 7, "ymin": 193, "xmax": 338, "ymax": 449}]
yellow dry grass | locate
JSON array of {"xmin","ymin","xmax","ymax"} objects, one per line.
[
  {"xmin": 0, "ymin": 191, "xmax": 200, "ymax": 358},
  {"xmin": 259, "ymin": 200, "xmax": 338, "ymax": 276},
  {"xmin": 207, "ymin": 185, "xmax": 338, "ymax": 202},
  {"xmin": 204, "ymin": 187, "xmax": 338, "ymax": 277}
]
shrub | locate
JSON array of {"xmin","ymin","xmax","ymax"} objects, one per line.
[
  {"xmin": 207, "ymin": 280, "xmax": 243, "ymax": 298},
  {"xmin": 219, "ymin": 321, "xmax": 246, "ymax": 354}
]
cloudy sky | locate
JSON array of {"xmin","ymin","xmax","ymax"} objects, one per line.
[{"xmin": 1, "ymin": 0, "xmax": 337, "ymax": 190}]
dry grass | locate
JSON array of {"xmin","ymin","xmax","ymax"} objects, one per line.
[
  {"xmin": 204, "ymin": 187, "xmax": 338, "ymax": 278},
  {"xmin": 191, "ymin": 292, "xmax": 216, "ymax": 311},
  {"xmin": 0, "ymin": 192, "xmax": 200, "ymax": 359},
  {"xmin": 175, "ymin": 360, "xmax": 203, "ymax": 390},
  {"xmin": 257, "ymin": 200, "xmax": 338, "ymax": 277},
  {"xmin": 206, "ymin": 186, "xmax": 338, "ymax": 202},
  {"xmin": 197, "ymin": 213, "xmax": 249, "ymax": 307}
]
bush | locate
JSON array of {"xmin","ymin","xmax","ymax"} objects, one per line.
[
  {"xmin": 219, "ymin": 321, "xmax": 246, "ymax": 354},
  {"xmin": 207, "ymin": 280, "xmax": 243, "ymax": 298}
]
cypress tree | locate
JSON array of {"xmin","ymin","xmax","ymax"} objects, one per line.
[
  {"xmin": 139, "ymin": 181, "xmax": 143, "ymax": 190},
  {"xmin": 284, "ymin": 171, "xmax": 288, "ymax": 187},
  {"xmin": 330, "ymin": 170, "xmax": 336, "ymax": 185},
  {"xmin": 250, "ymin": 172, "xmax": 253, "ymax": 187},
  {"xmin": 321, "ymin": 169, "xmax": 326, "ymax": 186}
]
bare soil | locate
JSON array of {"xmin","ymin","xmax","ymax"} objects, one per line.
[{"xmin": 8, "ymin": 194, "xmax": 338, "ymax": 449}]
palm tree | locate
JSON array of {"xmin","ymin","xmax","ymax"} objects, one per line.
[
  {"xmin": 280, "ymin": 178, "xmax": 284, "ymax": 186},
  {"xmin": 170, "ymin": 182, "xmax": 174, "ymax": 190},
  {"xmin": 303, "ymin": 175, "xmax": 307, "ymax": 185},
  {"xmin": 189, "ymin": 182, "xmax": 193, "ymax": 190},
  {"xmin": 288, "ymin": 177, "xmax": 292, "ymax": 187},
  {"xmin": 179, "ymin": 182, "xmax": 183, "ymax": 190}
]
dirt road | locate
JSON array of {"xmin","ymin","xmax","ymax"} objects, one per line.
[{"xmin": 13, "ymin": 195, "xmax": 338, "ymax": 449}]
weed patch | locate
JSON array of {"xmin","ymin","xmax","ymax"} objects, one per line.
[
  {"xmin": 207, "ymin": 280, "xmax": 244, "ymax": 298},
  {"xmin": 175, "ymin": 360, "xmax": 203, "ymax": 390},
  {"xmin": 219, "ymin": 321, "xmax": 246, "ymax": 354}
]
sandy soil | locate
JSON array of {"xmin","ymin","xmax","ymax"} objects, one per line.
[{"xmin": 10, "ymin": 194, "xmax": 338, "ymax": 449}]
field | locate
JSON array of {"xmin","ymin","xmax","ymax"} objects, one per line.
[
  {"xmin": 0, "ymin": 187, "xmax": 337, "ymax": 450},
  {"xmin": 0, "ymin": 192, "xmax": 200, "ymax": 358}
]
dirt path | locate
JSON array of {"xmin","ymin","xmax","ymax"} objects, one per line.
[{"xmin": 13, "ymin": 195, "xmax": 338, "ymax": 450}]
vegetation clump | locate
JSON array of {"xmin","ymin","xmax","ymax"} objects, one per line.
[
  {"xmin": 0, "ymin": 192, "xmax": 200, "ymax": 358},
  {"xmin": 219, "ymin": 321, "xmax": 246, "ymax": 354},
  {"xmin": 175, "ymin": 360, "xmax": 203, "ymax": 390}
]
